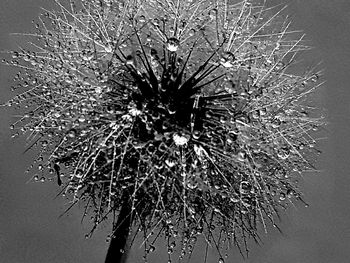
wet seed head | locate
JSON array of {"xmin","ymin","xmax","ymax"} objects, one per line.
[{"xmin": 2, "ymin": 0, "xmax": 325, "ymax": 261}]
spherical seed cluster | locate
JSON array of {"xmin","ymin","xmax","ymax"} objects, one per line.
[{"xmin": 2, "ymin": 0, "xmax": 324, "ymax": 261}]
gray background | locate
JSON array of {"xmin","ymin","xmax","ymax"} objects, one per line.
[{"xmin": 0, "ymin": 0, "xmax": 349, "ymax": 262}]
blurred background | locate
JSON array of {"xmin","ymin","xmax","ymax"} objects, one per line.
[{"xmin": 0, "ymin": 0, "xmax": 349, "ymax": 262}]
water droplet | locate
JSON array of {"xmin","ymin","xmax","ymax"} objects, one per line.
[
  {"xmin": 150, "ymin": 48, "xmax": 159, "ymax": 60},
  {"xmin": 82, "ymin": 53, "xmax": 93, "ymax": 61},
  {"xmin": 41, "ymin": 140, "xmax": 48, "ymax": 147},
  {"xmin": 310, "ymin": 74, "xmax": 319, "ymax": 82},
  {"xmin": 149, "ymin": 245, "xmax": 155, "ymax": 252},
  {"xmin": 12, "ymin": 51, "xmax": 19, "ymax": 58},
  {"xmin": 104, "ymin": 45, "xmax": 113, "ymax": 53},
  {"xmin": 279, "ymin": 193, "xmax": 286, "ymax": 201},
  {"xmin": 277, "ymin": 147, "xmax": 290, "ymax": 160},
  {"xmin": 240, "ymin": 181, "xmax": 251, "ymax": 194},
  {"xmin": 67, "ymin": 129, "xmax": 77, "ymax": 138},
  {"xmin": 166, "ymin": 37, "xmax": 180, "ymax": 52},
  {"xmin": 138, "ymin": 15, "xmax": 146, "ymax": 23},
  {"xmin": 209, "ymin": 8, "xmax": 218, "ymax": 19},
  {"xmin": 187, "ymin": 180, "xmax": 198, "ymax": 189},
  {"xmin": 126, "ymin": 55, "xmax": 134, "ymax": 65},
  {"xmin": 192, "ymin": 130, "xmax": 200, "ymax": 139},
  {"xmin": 259, "ymin": 108, "xmax": 267, "ymax": 116},
  {"xmin": 230, "ymin": 194, "xmax": 240, "ymax": 203},
  {"xmin": 252, "ymin": 110, "xmax": 260, "ymax": 120},
  {"xmin": 95, "ymin": 86, "xmax": 102, "ymax": 94},
  {"xmin": 78, "ymin": 115, "xmax": 86, "ymax": 122},
  {"xmin": 173, "ymin": 133, "xmax": 188, "ymax": 146},
  {"xmin": 220, "ymin": 52, "xmax": 235, "ymax": 68},
  {"xmin": 287, "ymin": 189, "xmax": 294, "ymax": 198},
  {"xmin": 275, "ymin": 61, "xmax": 284, "ymax": 70},
  {"xmin": 146, "ymin": 34, "xmax": 152, "ymax": 42},
  {"xmin": 153, "ymin": 18, "xmax": 160, "ymax": 26},
  {"xmin": 237, "ymin": 151, "xmax": 246, "ymax": 162}
]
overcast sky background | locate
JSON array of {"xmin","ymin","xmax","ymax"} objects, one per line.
[{"xmin": 0, "ymin": 0, "xmax": 349, "ymax": 263}]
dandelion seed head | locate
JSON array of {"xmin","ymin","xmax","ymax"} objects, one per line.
[{"xmin": 2, "ymin": 0, "xmax": 325, "ymax": 261}]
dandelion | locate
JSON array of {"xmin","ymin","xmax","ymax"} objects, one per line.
[{"xmin": 2, "ymin": 0, "xmax": 325, "ymax": 262}]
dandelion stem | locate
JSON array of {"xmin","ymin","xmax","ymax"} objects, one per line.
[{"xmin": 105, "ymin": 197, "xmax": 133, "ymax": 263}]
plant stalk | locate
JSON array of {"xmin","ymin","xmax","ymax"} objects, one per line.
[{"xmin": 105, "ymin": 199, "xmax": 133, "ymax": 263}]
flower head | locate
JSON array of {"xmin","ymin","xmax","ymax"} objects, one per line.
[{"xmin": 2, "ymin": 0, "xmax": 325, "ymax": 261}]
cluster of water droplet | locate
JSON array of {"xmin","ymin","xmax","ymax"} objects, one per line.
[{"xmin": 2, "ymin": 0, "xmax": 324, "ymax": 262}]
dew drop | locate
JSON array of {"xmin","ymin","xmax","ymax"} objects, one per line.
[
  {"xmin": 149, "ymin": 245, "xmax": 155, "ymax": 252},
  {"xmin": 67, "ymin": 129, "xmax": 77, "ymax": 138},
  {"xmin": 78, "ymin": 115, "xmax": 86, "ymax": 122},
  {"xmin": 173, "ymin": 133, "xmax": 188, "ymax": 146},
  {"xmin": 230, "ymin": 194, "xmax": 240, "ymax": 203},
  {"xmin": 310, "ymin": 74, "xmax": 319, "ymax": 82},
  {"xmin": 138, "ymin": 15, "xmax": 146, "ymax": 23},
  {"xmin": 192, "ymin": 130, "xmax": 200, "ymax": 140},
  {"xmin": 189, "ymin": 29, "xmax": 196, "ymax": 36},
  {"xmin": 220, "ymin": 52, "xmax": 235, "ymax": 68},
  {"xmin": 104, "ymin": 45, "xmax": 113, "ymax": 53},
  {"xmin": 170, "ymin": 241, "xmax": 176, "ymax": 249},
  {"xmin": 279, "ymin": 193, "xmax": 286, "ymax": 201},
  {"xmin": 95, "ymin": 86, "xmax": 102, "ymax": 94},
  {"xmin": 209, "ymin": 8, "xmax": 218, "ymax": 19},
  {"xmin": 150, "ymin": 48, "xmax": 159, "ymax": 60},
  {"xmin": 41, "ymin": 140, "xmax": 48, "ymax": 147},
  {"xmin": 166, "ymin": 38, "xmax": 180, "ymax": 52},
  {"xmin": 252, "ymin": 110, "xmax": 260, "ymax": 120},
  {"xmin": 239, "ymin": 181, "xmax": 250, "ymax": 194},
  {"xmin": 12, "ymin": 51, "xmax": 19, "ymax": 58},
  {"xmin": 126, "ymin": 55, "xmax": 134, "ymax": 65},
  {"xmin": 187, "ymin": 180, "xmax": 198, "ymax": 189},
  {"xmin": 153, "ymin": 18, "xmax": 160, "ymax": 26},
  {"xmin": 237, "ymin": 151, "xmax": 246, "ymax": 162},
  {"xmin": 277, "ymin": 147, "xmax": 290, "ymax": 160}
]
